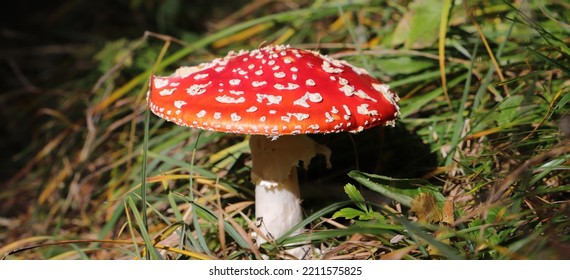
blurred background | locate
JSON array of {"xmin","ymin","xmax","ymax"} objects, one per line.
[{"xmin": 1, "ymin": 0, "xmax": 568, "ymax": 260}]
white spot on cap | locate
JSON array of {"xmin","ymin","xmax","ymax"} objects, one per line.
[
  {"xmin": 246, "ymin": 106, "xmax": 258, "ymax": 112},
  {"xmin": 194, "ymin": 73, "xmax": 209, "ymax": 80},
  {"xmin": 174, "ymin": 100, "xmax": 187, "ymax": 109},
  {"xmin": 322, "ymin": 60, "xmax": 343, "ymax": 73},
  {"xmin": 231, "ymin": 113, "xmax": 241, "ymax": 121},
  {"xmin": 343, "ymin": 105, "xmax": 351, "ymax": 116},
  {"xmin": 256, "ymin": 93, "xmax": 282, "ymax": 105},
  {"xmin": 373, "ymin": 83, "xmax": 399, "ymax": 105},
  {"xmin": 289, "ymin": 112, "xmax": 309, "ymax": 121},
  {"xmin": 357, "ymin": 104, "xmax": 378, "ymax": 116},
  {"xmin": 340, "ymin": 84, "xmax": 355, "ymax": 97},
  {"xmin": 255, "ymin": 70, "xmax": 263, "ymax": 76},
  {"xmin": 229, "ymin": 79, "xmax": 241, "ymax": 86},
  {"xmin": 274, "ymin": 83, "xmax": 300, "ymax": 90},
  {"xmin": 290, "ymin": 67, "xmax": 298, "ymax": 72},
  {"xmin": 213, "ymin": 112, "xmax": 222, "ymax": 119},
  {"xmin": 186, "ymin": 82, "xmax": 212, "ymax": 96},
  {"xmin": 229, "ymin": 90, "xmax": 244, "ymax": 95},
  {"xmin": 260, "ymin": 116, "xmax": 266, "ymax": 122},
  {"xmin": 293, "ymin": 92, "xmax": 323, "ymax": 108},
  {"xmin": 352, "ymin": 65, "xmax": 369, "ymax": 75},
  {"xmin": 293, "ymin": 95, "xmax": 309, "ymax": 108},
  {"xmin": 308, "ymin": 92, "xmax": 323, "ymax": 102},
  {"xmin": 215, "ymin": 95, "xmax": 246, "ymax": 104},
  {"xmin": 308, "ymin": 124, "xmax": 320, "ymax": 130},
  {"xmin": 252, "ymin": 81, "xmax": 267, "ymax": 87},
  {"xmin": 159, "ymin": 88, "xmax": 175, "ymax": 96},
  {"xmin": 274, "ymin": 71, "xmax": 286, "ymax": 78},
  {"xmin": 325, "ymin": 112, "xmax": 335, "ymax": 123},
  {"xmin": 354, "ymin": 89, "xmax": 377, "ymax": 102},
  {"xmin": 305, "ymin": 79, "xmax": 316, "ymax": 86},
  {"xmin": 269, "ymin": 110, "xmax": 277, "ymax": 114},
  {"xmin": 197, "ymin": 110, "xmax": 207, "ymax": 118},
  {"xmin": 154, "ymin": 78, "xmax": 169, "ymax": 89}
]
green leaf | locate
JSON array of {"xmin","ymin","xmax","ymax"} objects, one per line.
[
  {"xmin": 348, "ymin": 171, "xmax": 444, "ymax": 208},
  {"xmin": 373, "ymin": 57, "xmax": 435, "ymax": 75},
  {"xmin": 344, "ymin": 183, "xmax": 367, "ymax": 212},
  {"xmin": 94, "ymin": 39, "xmax": 135, "ymax": 73},
  {"xmin": 391, "ymin": 213, "xmax": 463, "ymax": 259},
  {"xmin": 496, "ymin": 95, "xmax": 525, "ymax": 127},
  {"xmin": 472, "ymin": 95, "xmax": 526, "ymax": 132},
  {"xmin": 392, "ymin": 0, "xmax": 444, "ymax": 49},
  {"xmin": 399, "ymin": 73, "xmax": 468, "ymax": 118},
  {"xmin": 332, "ymin": 207, "xmax": 368, "ymax": 220}
]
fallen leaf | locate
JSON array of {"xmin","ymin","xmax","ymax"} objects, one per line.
[{"xmin": 411, "ymin": 193, "xmax": 443, "ymax": 223}]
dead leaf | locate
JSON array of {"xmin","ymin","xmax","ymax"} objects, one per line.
[
  {"xmin": 411, "ymin": 193, "xmax": 443, "ymax": 223},
  {"xmin": 442, "ymin": 196, "xmax": 455, "ymax": 225}
]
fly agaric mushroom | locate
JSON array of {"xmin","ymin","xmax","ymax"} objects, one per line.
[{"xmin": 148, "ymin": 45, "xmax": 400, "ymax": 259}]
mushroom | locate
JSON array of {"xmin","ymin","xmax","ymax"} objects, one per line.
[{"xmin": 147, "ymin": 45, "xmax": 400, "ymax": 259}]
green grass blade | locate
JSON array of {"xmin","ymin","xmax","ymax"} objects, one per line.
[
  {"xmin": 445, "ymin": 42, "xmax": 479, "ymax": 166},
  {"xmin": 125, "ymin": 196, "xmax": 161, "ymax": 259},
  {"xmin": 191, "ymin": 202, "xmax": 250, "ymax": 249}
]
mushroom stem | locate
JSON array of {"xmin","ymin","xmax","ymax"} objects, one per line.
[
  {"xmin": 249, "ymin": 135, "xmax": 331, "ymax": 259},
  {"xmin": 254, "ymin": 167, "xmax": 303, "ymax": 249}
]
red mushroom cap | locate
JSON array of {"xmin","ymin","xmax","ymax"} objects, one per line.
[{"xmin": 148, "ymin": 45, "xmax": 400, "ymax": 136}]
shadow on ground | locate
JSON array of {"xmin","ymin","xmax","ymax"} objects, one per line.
[{"xmin": 299, "ymin": 123, "xmax": 438, "ymax": 210}]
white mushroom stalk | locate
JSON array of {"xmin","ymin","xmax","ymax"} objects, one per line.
[
  {"xmin": 147, "ymin": 45, "xmax": 400, "ymax": 259},
  {"xmin": 249, "ymin": 135, "xmax": 331, "ymax": 258}
]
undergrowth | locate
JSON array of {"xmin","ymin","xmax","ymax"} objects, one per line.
[{"xmin": 1, "ymin": 0, "xmax": 569, "ymax": 260}]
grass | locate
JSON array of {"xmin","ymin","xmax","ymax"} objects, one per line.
[{"xmin": 1, "ymin": 0, "xmax": 569, "ymax": 260}]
